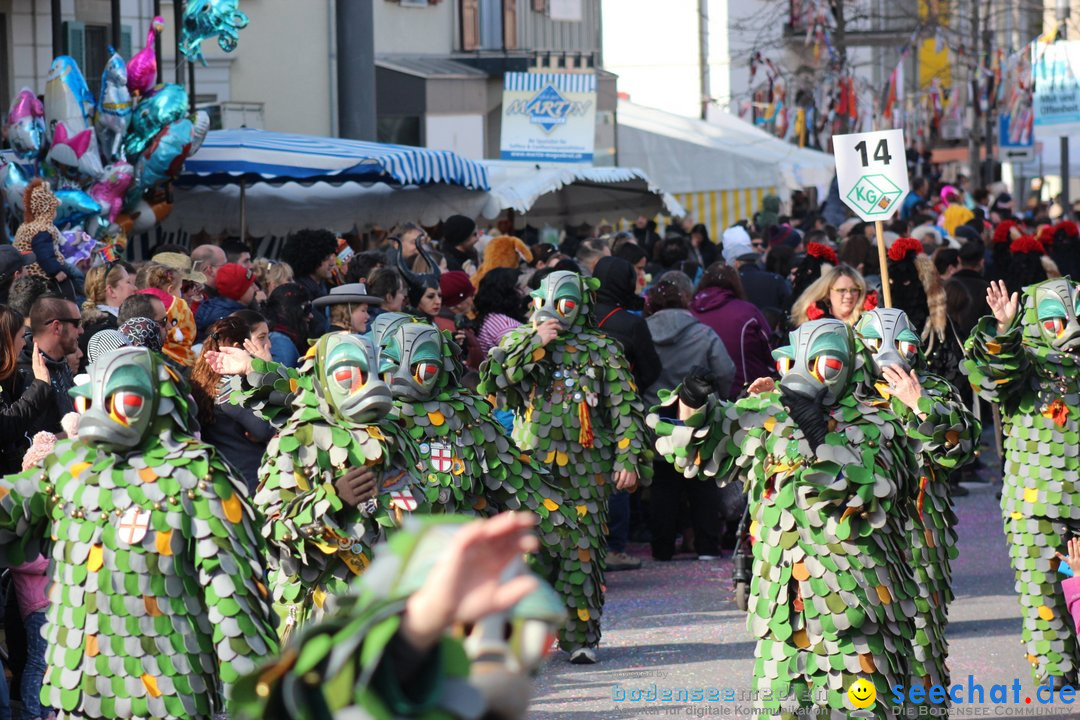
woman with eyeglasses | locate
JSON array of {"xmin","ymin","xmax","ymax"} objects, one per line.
[
  {"xmin": 0, "ymin": 306, "xmax": 53, "ymax": 474},
  {"xmin": 790, "ymin": 264, "xmax": 869, "ymax": 327},
  {"xmin": 78, "ymin": 261, "xmax": 136, "ymax": 367}
]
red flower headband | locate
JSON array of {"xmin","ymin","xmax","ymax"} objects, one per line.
[
  {"xmin": 887, "ymin": 237, "xmax": 923, "ymax": 262},
  {"xmin": 1010, "ymin": 235, "xmax": 1045, "ymax": 255},
  {"xmin": 992, "ymin": 220, "xmax": 1019, "ymax": 245},
  {"xmin": 1056, "ymin": 220, "xmax": 1080, "ymax": 238},
  {"xmin": 806, "ymin": 242, "xmax": 838, "ymax": 265}
]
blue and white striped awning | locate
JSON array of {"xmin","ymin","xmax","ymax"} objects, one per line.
[{"xmin": 178, "ymin": 128, "xmax": 490, "ymax": 190}]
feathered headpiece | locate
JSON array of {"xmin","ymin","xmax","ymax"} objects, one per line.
[
  {"xmin": 887, "ymin": 237, "xmax": 923, "ymax": 262},
  {"xmin": 1010, "ymin": 235, "xmax": 1045, "ymax": 255},
  {"xmin": 806, "ymin": 242, "xmax": 838, "ymax": 265}
]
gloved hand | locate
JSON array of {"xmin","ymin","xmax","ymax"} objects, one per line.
[
  {"xmin": 679, "ymin": 365, "xmax": 718, "ymax": 409},
  {"xmin": 779, "ymin": 384, "xmax": 830, "ymax": 449},
  {"xmin": 333, "ymin": 465, "xmax": 379, "ymax": 508}
]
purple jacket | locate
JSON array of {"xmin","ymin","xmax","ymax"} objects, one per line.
[{"xmin": 690, "ymin": 286, "xmax": 775, "ymax": 396}]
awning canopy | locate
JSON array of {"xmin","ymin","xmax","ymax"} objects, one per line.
[
  {"xmin": 160, "ymin": 160, "xmax": 682, "ymax": 238},
  {"xmin": 177, "ymin": 128, "xmax": 491, "ymax": 190},
  {"xmin": 616, "ymin": 101, "xmax": 835, "ymax": 197}
]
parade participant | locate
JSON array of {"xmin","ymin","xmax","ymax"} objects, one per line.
[
  {"xmin": 13, "ymin": 179, "xmax": 74, "ymax": 300},
  {"xmin": 0, "ymin": 346, "xmax": 278, "ymax": 719},
  {"xmin": 854, "ymin": 308, "xmax": 979, "ymax": 691},
  {"xmin": 232, "ymin": 512, "xmax": 564, "ymax": 720},
  {"xmin": 478, "ymin": 270, "xmax": 652, "ymax": 664},
  {"xmin": 371, "ymin": 314, "xmax": 581, "ymax": 618},
  {"xmin": 208, "ymin": 332, "xmax": 430, "ymax": 640},
  {"xmin": 963, "ymin": 277, "xmax": 1080, "ymax": 688},
  {"xmin": 649, "ymin": 319, "xmax": 918, "ymax": 717}
]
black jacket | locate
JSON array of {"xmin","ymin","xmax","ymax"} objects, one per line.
[
  {"xmin": 17, "ymin": 338, "xmax": 75, "ymax": 430},
  {"xmin": 950, "ymin": 268, "xmax": 991, "ymax": 339},
  {"xmin": 0, "ymin": 369, "xmax": 55, "ymax": 474},
  {"xmin": 590, "ymin": 256, "xmax": 662, "ymax": 392},
  {"xmin": 738, "ymin": 263, "xmax": 793, "ymax": 315},
  {"xmin": 203, "ymin": 388, "xmax": 276, "ymax": 494}
]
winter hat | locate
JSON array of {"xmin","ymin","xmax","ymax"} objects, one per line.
[
  {"xmin": 216, "ymin": 263, "xmax": 255, "ymax": 302},
  {"xmin": 87, "ymin": 329, "xmax": 131, "ymax": 367},
  {"xmin": 119, "ymin": 317, "xmax": 163, "ymax": 353},
  {"xmin": 722, "ymin": 238, "xmax": 758, "ymax": 264},
  {"xmin": 439, "ymin": 270, "xmax": 474, "ymax": 307},
  {"xmin": 0, "ymin": 245, "xmax": 34, "ymax": 278},
  {"xmin": 768, "ymin": 224, "xmax": 800, "ymax": 249},
  {"xmin": 137, "ymin": 287, "xmax": 174, "ymax": 310},
  {"xmin": 722, "ymin": 225, "xmax": 752, "ymax": 248},
  {"xmin": 443, "ymin": 215, "xmax": 477, "ymax": 247},
  {"xmin": 471, "ymin": 235, "xmax": 532, "ymax": 287}
]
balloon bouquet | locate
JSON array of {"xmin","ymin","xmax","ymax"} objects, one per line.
[{"xmin": 1, "ymin": 2, "xmax": 247, "ymax": 260}]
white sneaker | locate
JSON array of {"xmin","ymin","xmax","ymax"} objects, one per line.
[
  {"xmin": 697, "ymin": 554, "xmax": 721, "ymax": 561},
  {"xmin": 606, "ymin": 551, "xmax": 642, "ymax": 571},
  {"xmin": 569, "ymin": 647, "xmax": 598, "ymax": 664}
]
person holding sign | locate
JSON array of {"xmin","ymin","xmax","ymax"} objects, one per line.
[{"xmin": 962, "ymin": 278, "xmax": 1080, "ymax": 689}]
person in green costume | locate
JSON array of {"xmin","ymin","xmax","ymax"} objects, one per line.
[
  {"xmin": 477, "ymin": 270, "xmax": 652, "ymax": 664},
  {"xmin": 209, "ymin": 332, "xmax": 430, "ymax": 642},
  {"xmin": 962, "ymin": 277, "xmax": 1080, "ymax": 688},
  {"xmin": 371, "ymin": 313, "xmax": 583, "ymax": 630},
  {"xmin": 0, "ymin": 346, "xmax": 279, "ymax": 719},
  {"xmin": 650, "ymin": 319, "xmax": 919, "ymax": 718},
  {"xmin": 853, "ymin": 307, "xmax": 979, "ymax": 696},
  {"xmin": 232, "ymin": 511, "xmax": 565, "ymax": 720}
]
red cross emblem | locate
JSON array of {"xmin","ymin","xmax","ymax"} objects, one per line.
[
  {"xmin": 390, "ymin": 488, "xmax": 418, "ymax": 512},
  {"xmin": 117, "ymin": 507, "xmax": 152, "ymax": 545},
  {"xmin": 429, "ymin": 443, "xmax": 453, "ymax": 473}
]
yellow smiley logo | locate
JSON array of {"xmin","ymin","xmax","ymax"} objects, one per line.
[{"xmin": 847, "ymin": 678, "xmax": 876, "ymax": 709}]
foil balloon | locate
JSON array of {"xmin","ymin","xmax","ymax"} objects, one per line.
[
  {"xmin": 190, "ymin": 110, "xmax": 211, "ymax": 155},
  {"xmin": 44, "ymin": 56, "xmax": 94, "ymax": 138},
  {"xmin": 127, "ymin": 16, "xmax": 165, "ymax": 96},
  {"xmin": 95, "ymin": 48, "xmax": 132, "ymax": 163},
  {"xmin": 180, "ymin": 0, "xmax": 249, "ymax": 65},
  {"xmin": 127, "ymin": 120, "xmax": 193, "ymax": 203},
  {"xmin": 45, "ymin": 121, "xmax": 104, "ymax": 184},
  {"xmin": 89, "ymin": 162, "xmax": 135, "ymax": 223},
  {"xmin": 124, "ymin": 84, "xmax": 188, "ymax": 159},
  {"xmin": 60, "ymin": 229, "xmax": 97, "ymax": 264},
  {"xmin": 54, "ymin": 188, "xmax": 106, "ymax": 230},
  {"xmin": 6, "ymin": 89, "xmax": 46, "ymax": 162},
  {"xmin": 0, "ymin": 163, "xmax": 30, "ymax": 216},
  {"xmin": 116, "ymin": 198, "xmax": 172, "ymax": 236}
]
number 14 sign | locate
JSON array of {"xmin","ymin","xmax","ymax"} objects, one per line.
[{"xmin": 833, "ymin": 129, "xmax": 909, "ymax": 223}]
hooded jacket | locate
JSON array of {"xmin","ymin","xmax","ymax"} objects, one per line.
[
  {"xmin": 591, "ymin": 256, "xmax": 662, "ymax": 391},
  {"xmin": 690, "ymin": 286, "xmax": 775, "ymax": 396},
  {"xmin": 644, "ymin": 308, "xmax": 735, "ymax": 408}
]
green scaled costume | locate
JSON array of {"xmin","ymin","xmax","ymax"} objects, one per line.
[
  {"xmin": 962, "ymin": 276, "xmax": 1080, "ymax": 684},
  {"xmin": 478, "ymin": 271, "xmax": 652, "ymax": 654},
  {"xmin": 232, "ymin": 515, "xmax": 565, "ymax": 720},
  {"xmin": 650, "ymin": 320, "xmax": 917, "ymax": 718},
  {"xmin": 0, "ymin": 346, "xmax": 278, "ymax": 719},
  {"xmin": 854, "ymin": 308, "xmax": 979, "ymax": 692},
  {"xmin": 226, "ymin": 333, "xmax": 430, "ymax": 639},
  {"xmin": 372, "ymin": 313, "xmax": 582, "ymax": 629}
]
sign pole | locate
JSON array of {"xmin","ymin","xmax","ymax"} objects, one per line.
[{"xmin": 874, "ymin": 220, "xmax": 892, "ymax": 308}]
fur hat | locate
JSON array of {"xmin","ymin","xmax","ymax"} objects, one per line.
[{"xmin": 472, "ymin": 235, "xmax": 532, "ymax": 288}]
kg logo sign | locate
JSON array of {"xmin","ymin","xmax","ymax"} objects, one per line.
[{"xmin": 846, "ymin": 174, "xmax": 903, "ymax": 218}]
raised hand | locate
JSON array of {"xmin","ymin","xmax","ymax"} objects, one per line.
[
  {"xmin": 535, "ymin": 318, "xmax": 561, "ymax": 346},
  {"xmin": 401, "ymin": 512, "xmax": 540, "ymax": 651},
  {"xmin": 243, "ymin": 337, "xmax": 272, "ymax": 363},
  {"xmin": 882, "ymin": 365, "xmax": 924, "ymax": 412},
  {"xmin": 986, "ymin": 279, "xmax": 1019, "ymax": 334},
  {"xmin": 31, "ymin": 343, "xmax": 50, "ymax": 383},
  {"xmin": 747, "ymin": 377, "xmax": 776, "ymax": 395},
  {"xmin": 1056, "ymin": 537, "xmax": 1080, "ymax": 576},
  {"xmin": 204, "ymin": 346, "xmax": 254, "ymax": 375}
]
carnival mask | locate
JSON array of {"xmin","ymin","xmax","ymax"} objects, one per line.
[
  {"xmin": 72, "ymin": 347, "xmax": 158, "ymax": 450},
  {"xmin": 1033, "ymin": 278, "xmax": 1080, "ymax": 352},
  {"xmin": 315, "ymin": 333, "xmax": 392, "ymax": 423},
  {"xmin": 530, "ymin": 271, "xmax": 583, "ymax": 331},
  {"xmin": 379, "ymin": 321, "xmax": 444, "ymax": 402},
  {"xmin": 855, "ymin": 308, "xmax": 922, "ymax": 375},
  {"xmin": 775, "ymin": 319, "xmax": 854, "ymax": 406}
]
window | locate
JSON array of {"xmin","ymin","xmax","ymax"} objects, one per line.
[
  {"xmin": 64, "ymin": 22, "xmax": 133, "ymax": 99},
  {"xmin": 462, "ymin": 0, "xmax": 515, "ymax": 50}
]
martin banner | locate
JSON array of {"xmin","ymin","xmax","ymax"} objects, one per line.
[{"xmin": 500, "ymin": 72, "xmax": 596, "ymax": 163}]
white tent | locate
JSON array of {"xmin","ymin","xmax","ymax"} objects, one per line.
[
  {"xmin": 159, "ymin": 162, "xmax": 683, "ymax": 238},
  {"xmin": 616, "ymin": 100, "xmax": 834, "ymax": 239}
]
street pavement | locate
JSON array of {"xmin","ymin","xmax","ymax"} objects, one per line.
[{"xmin": 529, "ymin": 472, "xmax": 1080, "ymax": 719}]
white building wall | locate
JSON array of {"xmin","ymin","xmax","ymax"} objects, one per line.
[{"xmin": 373, "ymin": 0, "xmax": 455, "ymax": 55}]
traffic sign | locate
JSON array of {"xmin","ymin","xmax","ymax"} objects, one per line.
[{"xmin": 833, "ymin": 129, "xmax": 909, "ymax": 223}]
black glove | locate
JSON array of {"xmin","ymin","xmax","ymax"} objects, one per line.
[
  {"xmin": 679, "ymin": 365, "xmax": 718, "ymax": 409},
  {"xmin": 779, "ymin": 384, "xmax": 830, "ymax": 450},
  {"xmin": 333, "ymin": 465, "xmax": 379, "ymax": 508}
]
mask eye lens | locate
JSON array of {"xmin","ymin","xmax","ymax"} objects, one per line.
[
  {"xmin": 810, "ymin": 355, "xmax": 844, "ymax": 383},
  {"xmin": 532, "ymin": 296, "xmax": 543, "ymax": 310},
  {"xmin": 556, "ymin": 298, "xmax": 576, "ymax": 316},
  {"xmin": 109, "ymin": 391, "xmax": 144, "ymax": 426},
  {"xmin": 775, "ymin": 357, "xmax": 793, "ymax": 376},
  {"xmin": 1044, "ymin": 318, "xmax": 1066, "ymax": 337},
  {"xmin": 333, "ymin": 366, "xmax": 364, "ymax": 392},
  {"xmin": 413, "ymin": 362, "xmax": 439, "ymax": 384},
  {"xmin": 75, "ymin": 396, "xmax": 91, "ymax": 414},
  {"xmin": 865, "ymin": 338, "xmax": 881, "ymax": 352},
  {"xmin": 897, "ymin": 340, "xmax": 918, "ymax": 358}
]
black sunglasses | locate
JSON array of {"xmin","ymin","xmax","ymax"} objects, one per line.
[{"xmin": 50, "ymin": 317, "xmax": 82, "ymax": 328}]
